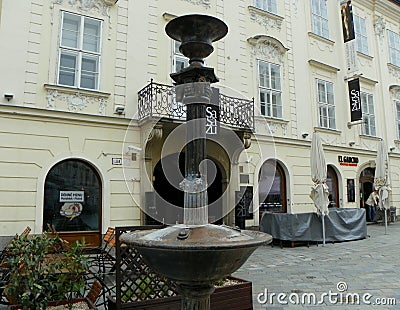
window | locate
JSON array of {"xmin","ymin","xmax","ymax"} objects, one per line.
[
  {"xmin": 258, "ymin": 160, "xmax": 287, "ymax": 213},
  {"xmin": 317, "ymin": 79, "xmax": 336, "ymax": 129},
  {"xmin": 354, "ymin": 15, "xmax": 368, "ymax": 55},
  {"xmin": 258, "ymin": 61, "xmax": 282, "ymax": 118},
  {"xmin": 388, "ymin": 30, "xmax": 400, "ymax": 67},
  {"xmin": 58, "ymin": 12, "xmax": 102, "ymax": 90},
  {"xmin": 311, "ymin": 0, "xmax": 329, "ymax": 38},
  {"xmin": 173, "ymin": 41, "xmax": 189, "ymax": 73},
  {"xmin": 396, "ymin": 101, "xmax": 400, "ymax": 139},
  {"xmin": 254, "ymin": 0, "xmax": 277, "ymax": 14},
  {"xmin": 361, "ymin": 92, "xmax": 376, "ymax": 136},
  {"xmin": 327, "ymin": 166, "xmax": 339, "ymax": 208}
]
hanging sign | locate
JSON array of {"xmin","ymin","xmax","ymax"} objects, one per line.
[
  {"xmin": 348, "ymin": 78, "xmax": 362, "ymax": 122},
  {"xmin": 340, "ymin": 0, "xmax": 355, "ymax": 43},
  {"xmin": 340, "ymin": 1, "xmax": 358, "ymax": 73}
]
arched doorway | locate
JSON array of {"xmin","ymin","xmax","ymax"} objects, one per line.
[
  {"xmin": 359, "ymin": 167, "xmax": 375, "ymax": 209},
  {"xmin": 147, "ymin": 153, "xmax": 224, "ymax": 225},
  {"xmin": 258, "ymin": 160, "xmax": 287, "ymax": 215},
  {"xmin": 43, "ymin": 159, "xmax": 102, "ymax": 247},
  {"xmin": 327, "ymin": 165, "xmax": 339, "ymax": 208}
]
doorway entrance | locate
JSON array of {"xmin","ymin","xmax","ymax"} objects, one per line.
[
  {"xmin": 147, "ymin": 153, "xmax": 224, "ymax": 225},
  {"xmin": 43, "ymin": 159, "xmax": 102, "ymax": 247},
  {"xmin": 359, "ymin": 167, "xmax": 375, "ymax": 209}
]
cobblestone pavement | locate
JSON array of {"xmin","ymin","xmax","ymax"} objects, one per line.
[{"xmin": 233, "ymin": 222, "xmax": 400, "ymax": 309}]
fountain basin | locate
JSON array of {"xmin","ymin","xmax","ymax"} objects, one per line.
[{"xmin": 120, "ymin": 224, "xmax": 272, "ymax": 284}]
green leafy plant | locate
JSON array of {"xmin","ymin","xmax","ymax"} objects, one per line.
[{"xmin": 2, "ymin": 233, "xmax": 87, "ymax": 310}]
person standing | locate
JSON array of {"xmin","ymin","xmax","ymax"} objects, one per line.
[{"xmin": 365, "ymin": 188, "xmax": 379, "ymax": 222}]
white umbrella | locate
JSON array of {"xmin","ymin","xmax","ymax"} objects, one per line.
[
  {"xmin": 374, "ymin": 139, "xmax": 391, "ymax": 234},
  {"xmin": 309, "ymin": 132, "xmax": 330, "ymax": 245}
]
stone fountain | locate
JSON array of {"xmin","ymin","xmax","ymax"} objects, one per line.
[{"xmin": 121, "ymin": 14, "xmax": 272, "ymax": 310}]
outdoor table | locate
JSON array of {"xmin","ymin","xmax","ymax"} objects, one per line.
[{"xmin": 260, "ymin": 208, "xmax": 367, "ymax": 245}]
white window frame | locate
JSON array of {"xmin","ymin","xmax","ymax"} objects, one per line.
[
  {"xmin": 396, "ymin": 100, "xmax": 400, "ymax": 140},
  {"xmin": 361, "ymin": 92, "xmax": 376, "ymax": 136},
  {"xmin": 57, "ymin": 11, "xmax": 102, "ymax": 90},
  {"xmin": 317, "ymin": 79, "xmax": 336, "ymax": 129},
  {"xmin": 388, "ymin": 30, "xmax": 400, "ymax": 67},
  {"xmin": 354, "ymin": 15, "xmax": 369, "ymax": 55},
  {"xmin": 311, "ymin": 0, "xmax": 329, "ymax": 38},
  {"xmin": 258, "ymin": 60, "xmax": 282, "ymax": 119},
  {"xmin": 173, "ymin": 40, "xmax": 189, "ymax": 73},
  {"xmin": 254, "ymin": 0, "xmax": 277, "ymax": 14}
]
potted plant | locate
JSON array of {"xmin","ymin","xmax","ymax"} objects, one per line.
[{"xmin": 2, "ymin": 233, "xmax": 89, "ymax": 309}]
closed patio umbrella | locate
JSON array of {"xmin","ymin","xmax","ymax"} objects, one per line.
[
  {"xmin": 374, "ymin": 139, "xmax": 391, "ymax": 234},
  {"xmin": 309, "ymin": 132, "xmax": 330, "ymax": 245}
]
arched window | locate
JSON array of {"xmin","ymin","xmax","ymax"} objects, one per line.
[
  {"xmin": 259, "ymin": 160, "xmax": 287, "ymax": 213},
  {"xmin": 43, "ymin": 159, "xmax": 101, "ymax": 246},
  {"xmin": 327, "ymin": 165, "xmax": 339, "ymax": 208}
]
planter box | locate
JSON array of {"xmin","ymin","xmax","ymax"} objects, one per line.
[
  {"xmin": 107, "ymin": 276, "xmax": 252, "ymax": 310},
  {"xmin": 9, "ymin": 298, "xmax": 95, "ymax": 310}
]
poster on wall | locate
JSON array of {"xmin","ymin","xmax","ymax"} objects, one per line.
[
  {"xmin": 347, "ymin": 179, "xmax": 355, "ymax": 202},
  {"xmin": 59, "ymin": 191, "xmax": 84, "ymax": 202}
]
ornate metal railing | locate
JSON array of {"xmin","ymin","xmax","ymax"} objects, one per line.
[{"xmin": 138, "ymin": 80, "xmax": 254, "ymax": 130}]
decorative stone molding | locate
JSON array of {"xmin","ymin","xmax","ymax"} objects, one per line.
[
  {"xmin": 308, "ymin": 32, "xmax": 335, "ymax": 53},
  {"xmin": 50, "ymin": 0, "xmax": 114, "ymax": 15},
  {"xmin": 181, "ymin": 0, "xmax": 210, "ymax": 8},
  {"xmin": 374, "ymin": 15, "xmax": 386, "ymax": 37},
  {"xmin": 388, "ymin": 64, "xmax": 400, "ymax": 80},
  {"xmin": 248, "ymin": 6, "xmax": 284, "ymax": 31},
  {"xmin": 44, "ymin": 84, "xmax": 109, "ymax": 115},
  {"xmin": 243, "ymin": 132, "xmax": 252, "ymax": 149},
  {"xmin": 148, "ymin": 124, "xmax": 163, "ymax": 142},
  {"xmin": 248, "ymin": 35, "xmax": 288, "ymax": 65},
  {"xmin": 389, "ymin": 85, "xmax": 400, "ymax": 101}
]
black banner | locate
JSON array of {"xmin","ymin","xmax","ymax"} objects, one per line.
[
  {"xmin": 348, "ymin": 78, "xmax": 362, "ymax": 122},
  {"xmin": 206, "ymin": 87, "xmax": 220, "ymax": 135},
  {"xmin": 340, "ymin": 0, "xmax": 355, "ymax": 43}
]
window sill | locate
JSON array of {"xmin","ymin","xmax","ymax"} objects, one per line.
[
  {"xmin": 248, "ymin": 6, "xmax": 284, "ymax": 21},
  {"xmin": 255, "ymin": 116, "xmax": 289, "ymax": 125},
  {"xmin": 308, "ymin": 32, "xmax": 335, "ymax": 46},
  {"xmin": 360, "ymin": 134, "xmax": 380, "ymax": 141},
  {"xmin": 44, "ymin": 84, "xmax": 111, "ymax": 98},
  {"xmin": 357, "ymin": 51, "xmax": 373, "ymax": 61},
  {"xmin": 314, "ymin": 127, "xmax": 341, "ymax": 135}
]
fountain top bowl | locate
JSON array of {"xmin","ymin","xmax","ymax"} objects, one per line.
[
  {"xmin": 120, "ymin": 224, "xmax": 272, "ymax": 283},
  {"xmin": 120, "ymin": 224, "xmax": 271, "ymax": 250},
  {"xmin": 165, "ymin": 14, "xmax": 228, "ymax": 61}
]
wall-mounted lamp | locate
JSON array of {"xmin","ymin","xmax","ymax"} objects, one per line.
[
  {"xmin": 4, "ymin": 94, "xmax": 14, "ymax": 101},
  {"xmin": 245, "ymin": 156, "xmax": 253, "ymax": 163},
  {"xmin": 302, "ymin": 133, "xmax": 309, "ymax": 138},
  {"xmin": 115, "ymin": 106, "xmax": 125, "ymax": 114},
  {"xmin": 349, "ymin": 141, "xmax": 355, "ymax": 147},
  {"xmin": 390, "ymin": 146, "xmax": 396, "ymax": 152}
]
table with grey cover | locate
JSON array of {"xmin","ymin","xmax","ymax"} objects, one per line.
[{"xmin": 259, "ymin": 208, "xmax": 367, "ymax": 243}]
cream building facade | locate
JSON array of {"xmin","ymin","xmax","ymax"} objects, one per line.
[{"xmin": 1, "ymin": 0, "xmax": 400, "ymax": 245}]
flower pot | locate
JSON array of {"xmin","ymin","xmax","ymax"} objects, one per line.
[
  {"xmin": 107, "ymin": 276, "xmax": 253, "ymax": 310},
  {"xmin": 9, "ymin": 297, "xmax": 95, "ymax": 310}
]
